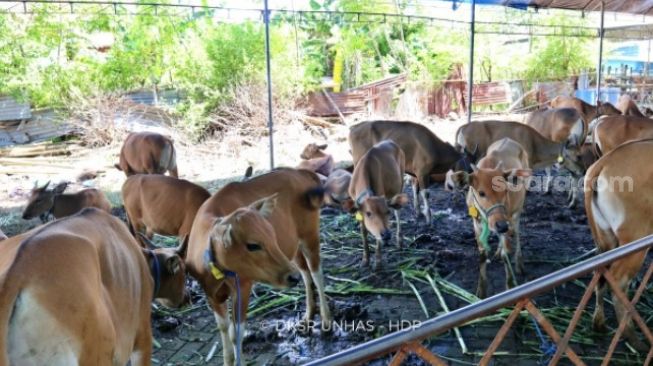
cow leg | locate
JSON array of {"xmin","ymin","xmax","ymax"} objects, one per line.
[
  {"xmin": 300, "ymin": 234, "xmax": 333, "ymax": 328},
  {"xmin": 592, "ymin": 276, "xmax": 607, "ymax": 332},
  {"xmin": 374, "ymin": 238, "xmax": 383, "ymax": 272},
  {"xmin": 512, "ymin": 214, "xmax": 524, "ymax": 276},
  {"xmin": 131, "ymin": 317, "xmax": 153, "ymax": 366},
  {"xmin": 544, "ymin": 167, "xmax": 553, "ymax": 194},
  {"xmin": 294, "ymin": 252, "xmax": 316, "ymax": 324},
  {"xmin": 610, "ymin": 247, "xmax": 648, "ymax": 351},
  {"xmin": 411, "ymin": 177, "xmax": 420, "ymax": 218},
  {"xmin": 474, "ymin": 222, "xmax": 488, "ymax": 299},
  {"xmin": 394, "ymin": 209, "xmax": 402, "ymax": 248},
  {"xmin": 567, "ymin": 176, "xmax": 579, "ymax": 208},
  {"xmin": 501, "ymin": 248, "xmax": 517, "ymax": 290},
  {"xmin": 145, "ymin": 227, "xmax": 154, "ymax": 241},
  {"xmin": 230, "ymin": 280, "xmax": 252, "ymax": 365},
  {"xmin": 419, "ymin": 189, "xmax": 431, "ymax": 224},
  {"xmin": 210, "ymin": 300, "xmax": 235, "ymax": 366},
  {"xmin": 477, "ymin": 248, "xmax": 488, "ymax": 299},
  {"xmin": 360, "ymin": 221, "xmax": 370, "ymax": 267}
]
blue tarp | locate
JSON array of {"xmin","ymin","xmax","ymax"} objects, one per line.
[{"xmin": 445, "ymin": 0, "xmax": 530, "ymax": 11}]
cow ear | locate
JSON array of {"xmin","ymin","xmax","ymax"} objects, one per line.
[
  {"xmin": 389, "ymin": 193, "xmax": 409, "ymax": 209},
  {"xmin": 470, "ymin": 163, "xmax": 479, "ymax": 173},
  {"xmin": 450, "ymin": 171, "xmax": 470, "ymax": 190},
  {"xmin": 341, "ymin": 198, "xmax": 356, "ymax": 213},
  {"xmin": 52, "ymin": 182, "xmax": 68, "ymax": 194},
  {"xmin": 220, "ymin": 224, "xmax": 233, "ymax": 248},
  {"xmin": 166, "ymin": 255, "xmax": 182, "ymax": 275},
  {"xmin": 503, "ymin": 169, "xmax": 531, "ymax": 185},
  {"xmin": 250, "ymin": 193, "xmax": 278, "ymax": 218},
  {"xmin": 176, "ymin": 236, "xmax": 188, "ymax": 258},
  {"xmin": 318, "ymin": 144, "xmax": 328, "ymax": 150},
  {"xmin": 40, "ymin": 180, "xmax": 51, "ymax": 191}
]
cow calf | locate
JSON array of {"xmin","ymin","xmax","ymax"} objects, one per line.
[
  {"xmin": 22, "ymin": 181, "xmax": 111, "ymax": 222},
  {"xmin": 450, "ymin": 138, "xmax": 531, "ymax": 298},
  {"xmin": 122, "ymin": 174, "xmax": 210, "ymax": 247},
  {"xmin": 116, "ymin": 132, "xmax": 178, "ymax": 178},
  {"xmin": 347, "ymin": 140, "xmax": 409, "ymax": 270}
]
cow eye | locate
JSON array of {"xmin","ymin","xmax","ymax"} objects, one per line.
[
  {"xmin": 478, "ymin": 191, "xmax": 486, "ymax": 197},
  {"xmin": 246, "ymin": 243, "xmax": 262, "ymax": 252},
  {"xmin": 366, "ymin": 212, "xmax": 372, "ymax": 217}
]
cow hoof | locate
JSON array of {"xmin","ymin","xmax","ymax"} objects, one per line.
[
  {"xmin": 625, "ymin": 330, "xmax": 648, "ymax": 353},
  {"xmin": 592, "ymin": 316, "xmax": 607, "ymax": 333},
  {"xmin": 361, "ymin": 258, "xmax": 370, "ymax": 268},
  {"xmin": 476, "ymin": 288, "xmax": 486, "ymax": 299},
  {"xmin": 297, "ymin": 319, "xmax": 312, "ymax": 335}
]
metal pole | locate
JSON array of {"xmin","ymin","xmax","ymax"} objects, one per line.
[
  {"xmin": 466, "ymin": 0, "xmax": 476, "ymax": 123},
  {"xmin": 264, "ymin": 0, "xmax": 274, "ymax": 169},
  {"xmin": 595, "ymin": 1, "xmax": 605, "ymax": 104}
]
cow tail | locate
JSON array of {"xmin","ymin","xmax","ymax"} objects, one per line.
[
  {"xmin": 0, "ymin": 270, "xmax": 21, "ymax": 366},
  {"xmin": 304, "ymin": 186, "xmax": 326, "ymax": 210}
]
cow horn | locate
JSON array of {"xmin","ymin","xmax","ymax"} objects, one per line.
[
  {"xmin": 137, "ymin": 233, "xmax": 157, "ymax": 250},
  {"xmin": 176, "ymin": 235, "xmax": 189, "ymax": 258}
]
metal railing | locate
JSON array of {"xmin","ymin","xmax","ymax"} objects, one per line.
[{"xmin": 305, "ymin": 234, "xmax": 653, "ymax": 366}]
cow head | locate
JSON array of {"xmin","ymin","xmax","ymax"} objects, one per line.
[
  {"xmin": 558, "ymin": 141, "xmax": 585, "ymax": 177},
  {"xmin": 451, "ymin": 145, "xmax": 478, "ymax": 174},
  {"xmin": 144, "ymin": 243, "xmax": 190, "ymax": 308},
  {"xmin": 22, "ymin": 181, "xmax": 69, "ymax": 220},
  {"xmin": 596, "ymin": 101, "xmax": 621, "ymax": 117},
  {"xmin": 355, "ymin": 194, "xmax": 409, "ymax": 243},
  {"xmin": 209, "ymin": 194, "xmax": 299, "ymax": 288},
  {"xmin": 300, "ymin": 143, "xmax": 328, "ymax": 160},
  {"xmin": 451, "ymin": 164, "xmax": 531, "ymax": 236}
]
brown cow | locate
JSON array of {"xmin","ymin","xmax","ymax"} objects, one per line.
[
  {"xmin": 22, "ymin": 181, "xmax": 111, "ymax": 222},
  {"xmin": 323, "ymin": 169, "xmax": 352, "ymax": 208},
  {"xmin": 0, "ymin": 208, "xmax": 188, "ymax": 366},
  {"xmin": 450, "ymin": 138, "xmax": 531, "ymax": 298},
  {"xmin": 550, "ymin": 96, "xmax": 621, "ymax": 128},
  {"xmin": 186, "ymin": 168, "xmax": 331, "ymax": 366},
  {"xmin": 594, "ymin": 115, "xmax": 653, "ymax": 156},
  {"xmin": 115, "ymin": 132, "xmax": 178, "ymax": 178},
  {"xmin": 297, "ymin": 143, "xmax": 334, "ymax": 179},
  {"xmin": 523, "ymin": 108, "xmax": 586, "ymax": 206},
  {"xmin": 524, "ymin": 107, "xmax": 585, "ymax": 146},
  {"xmin": 585, "ymin": 138, "xmax": 653, "ymax": 350},
  {"xmin": 349, "ymin": 120, "xmax": 474, "ymax": 224},
  {"xmin": 616, "ymin": 94, "xmax": 646, "ymax": 118},
  {"xmin": 347, "ymin": 140, "xmax": 409, "ymax": 270},
  {"xmin": 455, "ymin": 121, "xmax": 583, "ymax": 179},
  {"xmin": 578, "ymin": 142, "xmax": 598, "ymax": 171},
  {"xmin": 122, "ymin": 174, "xmax": 211, "ymax": 246}
]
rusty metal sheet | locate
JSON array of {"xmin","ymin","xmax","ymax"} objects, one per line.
[
  {"xmin": 0, "ymin": 96, "xmax": 31, "ymax": 122},
  {"xmin": 0, "ymin": 109, "xmax": 74, "ymax": 148}
]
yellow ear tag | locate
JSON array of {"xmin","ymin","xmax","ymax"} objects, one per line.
[
  {"xmin": 355, "ymin": 212, "xmax": 363, "ymax": 222},
  {"xmin": 209, "ymin": 262, "xmax": 225, "ymax": 281},
  {"xmin": 557, "ymin": 156, "xmax": 564, "ymax": 163},
  {"xmin": 468, "ymin": 206, "xmax": 479, "ymax": 219}
]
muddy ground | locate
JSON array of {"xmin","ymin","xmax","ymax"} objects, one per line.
[{"xmin": 145, "ymin": 169, "xmax": 653, "ymax": 366}]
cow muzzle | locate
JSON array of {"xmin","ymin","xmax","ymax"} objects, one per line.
[
  {"xmin": 495, "ymin": 220, "xmax": 510, "ymax": 234},
  {"xmin": 381, "ymin": 229, "xmax": 392, "ymax": 242},
  {"xmin": 286, "ymin": 274, "xmax": 301, "ymax": 288}
]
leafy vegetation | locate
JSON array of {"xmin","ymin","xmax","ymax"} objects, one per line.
[{"xmin": 0, "ymin": 1, "xmax": 595, "ymax": 139}]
